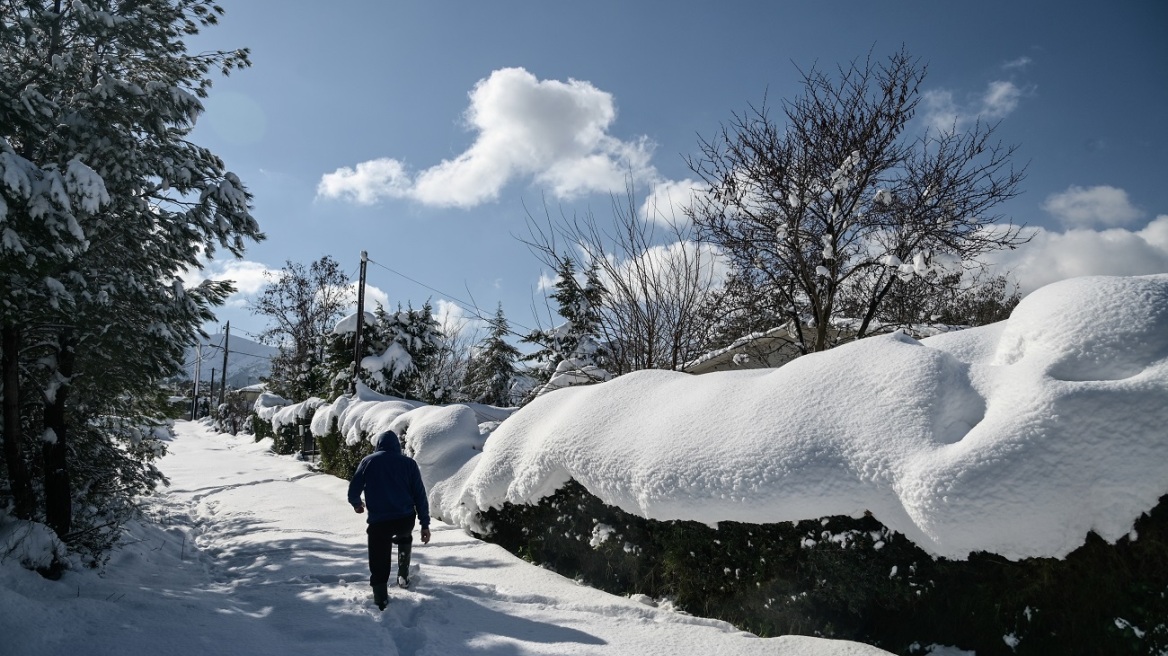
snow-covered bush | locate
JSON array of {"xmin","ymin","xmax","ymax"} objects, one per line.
[
  {"xmin": 477, "ymin": 478, "xmax": 1168, "ymax": 655},
  {"xmin": 430, "ymin": 274, "xmax": 1168, "ymax": 654},
  {"xmin": 268, "ymin": 398, "xmax": 325, "ymax": 456},
  {"xmin": 315, "ymin": 420, "xmax": 372, "ymax": 480},
  {"xmin": 321, "ymin": 303, "xmax": 444, "ymax": 402},
  {"xmin": 0, "ymin": 512, "xmax": 67, "ymax": 573},
  {"xmin": 211, "ymin": 390, "xmax": 253, "ymax": 436},
  {"xmin": 28, "ymin": 417, "xmax": 171, "ymax": 568},
  {"xmin": 305, "ymin": 383, "xmax": 513, "ymax": 482},
  {"xmin": 250, "ymin": 392, "xmax": 290, "ymax": 442}
]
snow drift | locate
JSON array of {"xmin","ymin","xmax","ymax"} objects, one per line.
[{"xmin": 420, "ymin": 275, "xmax": 1168, "ymax": 560}]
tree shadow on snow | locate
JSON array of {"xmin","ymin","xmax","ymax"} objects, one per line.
[{"xmin": 143, "ymin": 513, "xmax": 606, "ymax": 652}]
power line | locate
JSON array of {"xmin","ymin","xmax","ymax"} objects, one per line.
[
  {"xmin": 197, "ymin": 343, "xmax": 273, "ymax": 360},
  {"xmin": 365, "ymin": 257, "xmax": 539, "ymax": 338}
]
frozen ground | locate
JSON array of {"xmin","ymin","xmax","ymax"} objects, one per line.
[{"xmin": 0, "ymin": 421, "xmax": 890, "ymax": 656}]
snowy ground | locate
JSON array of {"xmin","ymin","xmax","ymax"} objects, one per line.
[{"xmin": 1, "ymin": 421, "xmax": 891, "ymax": 656}]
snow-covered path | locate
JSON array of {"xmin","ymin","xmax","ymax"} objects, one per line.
[{"xmin": 2, "ymin": 421, "xmax": 890, "ymax": 655}]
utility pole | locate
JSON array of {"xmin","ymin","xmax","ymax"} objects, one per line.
[
  {"xmin": 351, "ymin": 251, "xmax": 368, "ymax": 395},
  {"xmin": 208, "ymin": 368, "xmax": 216, "ymax": 414},
  {"xmin": 220, "ymin": 321, "xmax": 230, "ymax": 405},
  {"xmin": 191, "ymin": 344, "xmax": 202, "ymax": 419}
]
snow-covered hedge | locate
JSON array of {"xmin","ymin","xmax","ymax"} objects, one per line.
[
  {"xmin": 252, "ymin": 392, "xmax": 290, "ymax": 420},
  {"xmin": 477, "ymin": 475, "xmax": 1168, "ymax": 654},
  {"xmin": 247, "ymin": 382, "xmax": 515, "ymax": 479},
  {"xmin": 243, "ymin": 275, "xmax": 1168, "ymax": 652},
  {"xmin": 436, "ymin": 274, "xmax": 1168, "ymax": 561},
  {"xmin": 267, "ymin": 275, "xmax": 1168, "ymax": 564}
]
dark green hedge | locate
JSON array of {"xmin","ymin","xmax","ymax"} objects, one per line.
[
  {"xmin": 251, "ymin": 411, "xmax": 371, "ymax": 479},
  {"xmin": 478, "ymin": 480, "xmax": 1168, "ymax": 655},
  {"xmin": 251, "ymin": 414, "xmax": 274, "ymax": 442},
  {"xmin": 317, "ymin": 421, "xmax": 371, "ymax": 481},
  {"xmin": 271, "ymin": 419, "xmax": 302, "ymax": 456}
]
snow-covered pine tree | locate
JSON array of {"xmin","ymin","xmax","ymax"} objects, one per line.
[
  {"xmin": 0, "ymin": 0, "xmax": 262, "ymax": 564},
  {"xmin": 322, "ymin": 302, "xmax": 444, "ymax": 402},
  {"xmin": 319, "ymin": 309, "xmax": 371, "ymax": 399},
  {"xmin": 521, "ymin": 257, "xmax": 609, "ymax": 401},
  {"xmin": 464, "ymin": 304, "xmax": 521, "ymax": 406}
]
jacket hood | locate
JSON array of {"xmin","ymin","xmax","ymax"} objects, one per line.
[{"xmin": 373, "ymin": 431, "xmax": 402, "ymax": 455}]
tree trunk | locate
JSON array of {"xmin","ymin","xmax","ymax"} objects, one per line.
[
  {"xmin": 2, "ymin": 325, "xmax": 36, "ymax": 520},
  {"xmin": 42, "ymin": 329, "xmax": 74, "ymax": 540}
]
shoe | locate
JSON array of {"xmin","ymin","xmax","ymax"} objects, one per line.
[
  {"xmin": 372, "ymin": 583, "xmax": 389, "ymax": 610},
  {"xmin": 397, "ymin": 575, "xmax": 411, "ymax": 589}
]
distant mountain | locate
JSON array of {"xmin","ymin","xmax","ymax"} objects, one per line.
[{"xmin": 185, "ymin": 333, "xmax": 278, "ymax": 389}]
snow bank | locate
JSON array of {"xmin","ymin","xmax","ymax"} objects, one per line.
[
  {"xmin": 432, "ymin": 275, "xmax": 1168, "ymax": 560},
  {"xmin": 252, "ymin": 391, "xmax": 290, "ymax": 422},
  {"xmin": 304, "ymin": 383, "xmax": 515, "ymax": 497},
  {"xmin": 390, "ymin": 405, "xmax": 488, "ymax": 485},
  {"xmin": 0, "ymin": 513, "xmax": 66, "ymax": 570},
  {"xmin": 309, "ymin": 383, "xmax": 425, "ymax": 446},
  {"xmin": 270, "ymin": 397, "xmax": 325, "ymax": 434}
]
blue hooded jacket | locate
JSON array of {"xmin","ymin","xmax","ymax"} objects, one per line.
[{"xmin": 347, "ymin": 431, "xmax": 430, "ymax": 527}]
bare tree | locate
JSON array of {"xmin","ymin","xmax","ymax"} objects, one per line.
[
  {"xmin": 687, "ymin": 48, "xmax": 1027, "ymax": 353},
  {"xmin": 416, "ymin": 310, "xmax": 477, "ymax": 404},
  {"xmin": 252, "ymin": 256, "xmax": 349, "ymax": 399},
  {"xmin": 522, "ymin": 183, "xmax": 725, "ymax": 374}
]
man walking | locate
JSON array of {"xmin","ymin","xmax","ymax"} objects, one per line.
[{"xmin": 348, "ymin": 430, "xmax": 431, "ymax": 610}]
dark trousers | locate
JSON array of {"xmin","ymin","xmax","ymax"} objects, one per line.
[{"xmin": 368, "ymin": 515, "xmax": 415, "ymax": 587}]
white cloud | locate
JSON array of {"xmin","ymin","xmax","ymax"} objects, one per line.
[
  {"xmin": 1002, "ymin": 56, "xmax": 1033, "ymax": 70},
  {"xmin": 182, "ymin": 259, "xmax": 274, "ymax": 308},
  {"xmin": 317, "ymin": 67, "xmax": 658, "ymax": 209},
  {"xmin": 985, "ymin": 215, "xmax": 1168, "ymax": 295},
  {"xmin": 216, "ymin": 260, "xmax": 272, "ymax": 296},
  {"xmin": 922, "ymin": 89, "xmax": 959, "ymax": 133},
  {"xmin": 344, "ymin": 282, "xmax": 389, "ymax": 313},
  {"xmin": 592, "ymin": 240, "xmax": 731, "ymax": 302},
  {"xmin": 536, "ymin": 270, "xmax": 559, "ymax": 292},
  {"xmin": 432, "ymin": 298, "xmax": 488, "ymax": 337},
  {"xmin": 981, "ymin": 81, "xmax": 1022, "ymax": 120},
  {"xmin": 1042, "ymin": 184, "xmax": 1144, "ymax": 228},
  {"xmin": 317, "ymin": 158, "xmax": 412, "ymax": 206},
  {"xmin": 924, "ymin": 80, "xmax": 1025, "ymax": 134},
  {"xmin": 533, "ymin": 240, "xmax": 729, "ymax": 313},
  {"xmin": 639, "ymin": 179, "xmax": 708, "ymax": 228}
]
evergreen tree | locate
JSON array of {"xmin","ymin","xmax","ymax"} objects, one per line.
[
  {"xmin": 522, "ymin": 257, "xmax": 608, "ymax": 380},
  {"xmin": 465, "ymin": 304, "xmax": 521, "ymax": 406},
  {"xmin": 519, "ymin": 257, "xmax": 611, "ymax": 403},
  {"xmin": 319, "ymin": 302, "xmax": 444, "ymax": 402},
  {"xmin": 0, "ymin": 1, "xmax": 261, "ymax": 564}
]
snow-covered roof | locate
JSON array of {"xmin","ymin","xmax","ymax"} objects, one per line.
[
  {"xmin": 422, "ymin": 274, "xmax": 1168, "ymax": 560},
  {"xmin": 685, "ymin": 321, "xmax": 964, "ymax": 375},
  {"xmin": 530, "ymin": 358, "xmax": 611, "ymax": 397},
  {"xmin": 683, "ymin": 325, "xmax": 807, "ymax": 374}
]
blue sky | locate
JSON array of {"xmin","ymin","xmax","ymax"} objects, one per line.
[{"xmin": 185, "ymin": 0, "xmax": 1168, "ymax": 343}]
